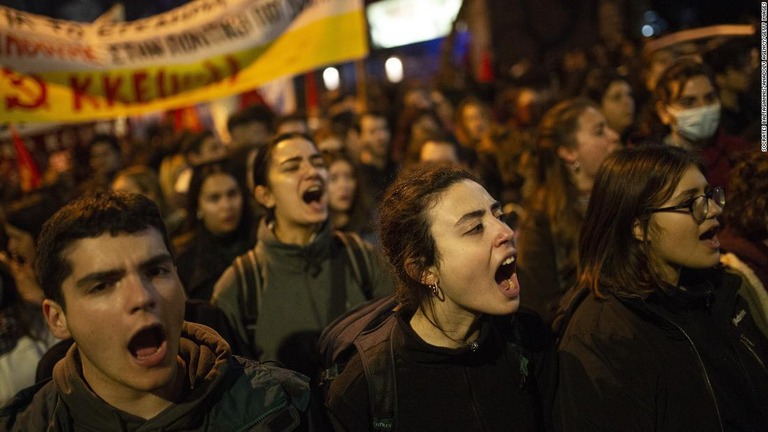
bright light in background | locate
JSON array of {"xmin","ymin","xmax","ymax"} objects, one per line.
[
  {"xmin": 323, "ymin": 67, "xmax": 340, "ymax": 91},
  {"xmin": 367, "ymin": 0, "xmax": 463, "ymax": 49},
  {"xmin": 385, "ymin": 56, "xmax": 403, "ymax": 83},
  {"xmin": 641, "ymin": 24, "xmax": 655, "ymax": 37},
  {"xmin": 640, "ymin": 9, "xmax": 666, "ymax": 38}
]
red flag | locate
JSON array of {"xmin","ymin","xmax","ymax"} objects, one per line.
[
  {"xmin": 170, "ymin": 106, "xmax": 203, "ymax": 132},
  {"xmin": 9, "ymin": 125, "xmax": 41, "ymax": 192},
  {"xmin": 239, "ymin": 89, "xmax": 267, "ymax": 110}
]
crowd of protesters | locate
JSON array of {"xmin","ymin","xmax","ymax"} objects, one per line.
[{"xmin": 1, "ymin": 26, "xmax": 766, "ymax": 431}]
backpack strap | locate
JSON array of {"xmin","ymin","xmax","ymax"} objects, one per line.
[
  {"xmin": 354, "ymin": 315, "xmax": 398, "ymax": 431},
  {"xmin": 333, "ymin": 231, "xmax": 373, "ymax": 300},
  {"xmin": 233, "ymin": 249, "xmax": 262, "ymax": 349}
]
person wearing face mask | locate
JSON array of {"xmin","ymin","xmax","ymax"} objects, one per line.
[{"xmin": 653, "ymin": 59, "xmax": 752, "ymax": 192}]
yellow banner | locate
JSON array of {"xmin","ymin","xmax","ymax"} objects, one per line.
[{"xmin": 0, "ymin": 0, "xmax": 368, "ymax": 123}]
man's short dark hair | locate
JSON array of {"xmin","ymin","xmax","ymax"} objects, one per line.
[
  {"xmin": 227, "ymin": 104, "xmax": 275, "ymax": 133},
  {"xmin": 35, "ymin": 191, "xmax": 172, "ymax": 310},
  {"xmin": 354, "ymin": 111, "xmax": 388, "ymax": 133},
  {"xmin": 88, "ymin": 133, "xmax": 121, "ymax": 153}
]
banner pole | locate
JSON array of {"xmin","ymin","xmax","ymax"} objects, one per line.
[{"xmin": 355, "ymin": 59, "xmax": 367, "ymax": 112}]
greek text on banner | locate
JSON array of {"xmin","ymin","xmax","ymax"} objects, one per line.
[{"xmin": 0, "ymin": 0, "xmax": 368, "ymax": 123}]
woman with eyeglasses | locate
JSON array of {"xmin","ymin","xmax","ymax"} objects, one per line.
[{"xmin": 554, "ymin": 145, "xmax": 768, "ymax": 431}]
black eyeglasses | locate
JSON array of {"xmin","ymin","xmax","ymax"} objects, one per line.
[{"xmin": 645, "ymin": 187, "xmax": 725, "ymax": 224}]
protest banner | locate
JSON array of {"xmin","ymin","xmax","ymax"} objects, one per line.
[{"xmin": 0, "ymin": 0, "xmax": 367, "ymax": 123}]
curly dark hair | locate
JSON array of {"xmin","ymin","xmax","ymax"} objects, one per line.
[
  {"xmin": 378, "ymin": 163, "xmax": 480, "ymax": 314},
  {"xmin": 724, "ymin": 153, "xmax": 768, "ymax": 240},
  {"xmin": 36, "ymin": 191, "xmax": 170, "ymax": 310}
]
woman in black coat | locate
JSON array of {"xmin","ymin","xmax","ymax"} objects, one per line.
[
  {"xmin": 555, "ymin": 145, "xmax": 768, "ymax": 431},
  {"xmin": 173, "ymin": 158, "xmax": 256, "ymax": 301},
  {"xmin": 326, "ymin": 163, "xmax": 552, "ymax": 431}
]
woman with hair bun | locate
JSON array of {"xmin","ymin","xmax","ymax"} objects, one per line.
[{"xmin": 326, "ymin": 163, "xmax": 552, "ymax": 431}]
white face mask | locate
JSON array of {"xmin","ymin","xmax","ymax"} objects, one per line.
[{"xmin": 666, "ymin": 103, "xmax": 721, "ymax": 142}]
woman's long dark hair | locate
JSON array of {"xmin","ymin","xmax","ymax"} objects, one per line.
[
  {"xmin": 379, "ymin": 163, "xmax": 480, "ymax": 315},
  {"xmin": 184, "ymin": 157, "xmax": 253, "ymax": 235},
  {"xmin": 524, "ymin": 98, "xmax": 597, "ymax": 276},
  {"xmin": 577, "ymin": 145, "xmax": 702, "ymax": 298},
  {"xmin": 322, "ymin": 150, "xmax": 374, "ymax": 237}
]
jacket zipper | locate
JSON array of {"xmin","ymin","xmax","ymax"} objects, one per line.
[
  {"xmin": 653, "ymin": 311, "xmax": 724, "ymax": 432},
  {"xmin": 463, "ymin": 368, "xmax": 484, "ymax": 429},
  {"xmin": 739, "ymin": 334, "xmax": 766, "ymax": 370},
  {"xmin": 236, "ymin": 400, "xmax": 289, "ymax": 432}
]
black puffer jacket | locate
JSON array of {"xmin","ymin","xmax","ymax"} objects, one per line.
[{"xmin": 555, "ymin": 268, "xmax": 768, "ymax": 432}]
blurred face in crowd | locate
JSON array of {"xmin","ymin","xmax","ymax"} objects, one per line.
[
  {"xmin": 328, "ymin": 159, "xmax": 356, "ymax": 213},
  {"xmin": 90, "ymin": 141, "xmax": 121, "ymax": 178},
  {"xmin": 230, "ymin": 121, "xmax": 271, "ymax": 150},
  {"xmin": 359, "ymin": 115, "xmax": 391, "ymax": 160},
  {"xmin": 256, "ymin": 137, "xmax": 328, "ymax": 240},
  {"xmin": 601, "ymin": 80, "xmax": 635, "ymax": 135},
  {"xmin": 717, "ymin": 61, "xmax": 753, "ymax": 94},
  {"xmin": 112, "ymin": 175, "xmax": 143, "ymax": 196},
  {"xmin": 404, "ymin": 88, "xmax": 432, "ymax": 110},
  {"xmin": 657, "ymin": 74, "xmax": 720, "ymax": 145},
  {"xmin": 43, "ymin": 229, "xmax": 186, "ymax": 418},
  {"xmin": 317, "ymin": 135, "xmax": 344, "ymax": 153},
  {"xmin": 665, "ymin": 75, "xmax": 719, "ymax": 112},
  {"xmin": 276, "ymin": 119, "xmax": 309, "ymax": 136},
  {"xmin": 424, "ymin": 180, "xmax": 520, "ymax": 318},
  {"xmin": 189, "ymin": 136, "xmax": 227, "ymax": 165},
  {"xmin": 5, "ymin": 223, "xmax": 35, "ymax": 265},
  {"xmin": 419, "ymin": 141, "xmax": 459, "ymax": 164},
  {"xmin": 460, "ymin": 103, "xmax": 490, "ymax": 143},
  {"xmin": 411, "ymin": 114, "xmax": 442, "ymax": 148},
  {"xmin": 644, "ymin": 48, "xmax": 675, "ymax": 91},
  {"xmin": 559, "ymin": 106, "xmax": 620, "ymax": 190},
  {"xmin": 197, "ymin": 172, "xmax": 243, "ymax": 235},
  {"xmin": 112, "ymin": 175, "xmax": 164, "ymax": 210}
]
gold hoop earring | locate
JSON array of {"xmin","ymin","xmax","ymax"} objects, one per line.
[{"xmin": 430, "ymin": 281, "xmax": 445, "ymax": 301}]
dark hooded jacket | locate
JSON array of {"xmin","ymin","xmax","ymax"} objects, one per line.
[
  {"xmin": 0, "ymin": 322, "xmax": 311, "ymax": 431},
  {"xmin": 555, "ymin": 269, "xmax": 768, "ymax": 431}
]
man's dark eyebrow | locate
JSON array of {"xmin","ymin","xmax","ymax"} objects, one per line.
[
  {"xmin": 139, "ymin": 254, "xmax": 175, "ymax": 272},
  {"xmin": 75, "ymin": 269, "xmax": 124, "ymax": 290},
  {"xmin": 74, "ymin": 253, "xmax": 174, "ymax": 290}
]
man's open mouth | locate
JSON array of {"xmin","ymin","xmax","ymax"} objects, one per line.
[{"xmin": 128, "ymin": 324, "xmax": 166, "ymax": 359}]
